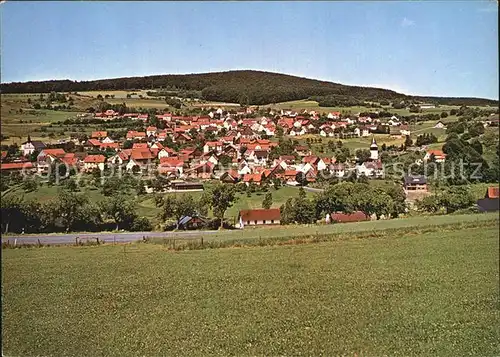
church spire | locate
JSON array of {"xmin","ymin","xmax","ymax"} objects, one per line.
[{"xmin": 27, "ymin": 134, "xmax": 32, "ymax": 143}]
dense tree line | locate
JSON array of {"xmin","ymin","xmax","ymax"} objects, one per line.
[
  {"xmin": 3, "ymin": 70, "xmax": 497, "ymax": 106},
  {"xmin": 1, "ymin": 190, "xmax": 152, "ymax": 234},
  {"xmin": 280, "ymin": 182, "xmax": 407, "ymax": 225}
]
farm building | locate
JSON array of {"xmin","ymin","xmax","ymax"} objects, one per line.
[
  {"xmin": 403, "ymin": 175, "xmax": 428, "ymax": 191},
  {"xmin": 329, "ymin": 211, "xmax": 369, "ymax": 223},
  {"xmin": 238, "ymin": 208, "xmax": 281, "ymax": 228},
  {"xmin": 477, "ymin": 186, "xmax": 500, "ymax": 212},
  {"xmin": 177, "ymin": 215, "xmax": 207, "ymax": 230}
]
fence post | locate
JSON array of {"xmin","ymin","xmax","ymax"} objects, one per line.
[
  {"xmin": 114, "ymin": 236, "xmax": 116, "ymax": 245},
  {"xmin": 14, "ymin": 239, "xmax": 17, "ymax": 247},
  {"xmin": 201, "ymin": 237, "xmax": 204, "ymax": 247},
  {"xmin": 37, "ymin": 239, "xmax": 41, "ymax": 247},
  {"xmin": 96, "ymin": 237, "xmax": 100, "ymax": 245},
  {"xmin": 75, "ymin": 237, "xmax": 79, "ymax": 245}
]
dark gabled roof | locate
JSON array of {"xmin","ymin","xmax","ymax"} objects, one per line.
[
  {"xmin": 477, "ymin": 198, "xmax": 500, "ymax": 212},
  {"xmin": 404, "ymin": 175, "xmax": 427, "ymax": 185},
  {"xmin": 178, "ymin": 215, "xmax": 207, "ymax": 225}
]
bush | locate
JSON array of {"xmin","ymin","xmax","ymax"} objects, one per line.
[{"xmin": 130, "ymin": 217, "xmax": 153, "ymax": 232}]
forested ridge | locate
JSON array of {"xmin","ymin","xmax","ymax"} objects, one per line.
[{"xmin": 1, "ymin": 70, "xmax": 497, "ymax": 106}]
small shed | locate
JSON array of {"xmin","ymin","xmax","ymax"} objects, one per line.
[{"xmin": 177, "ymin": 216, "xmax": 207, "ymax": 230}]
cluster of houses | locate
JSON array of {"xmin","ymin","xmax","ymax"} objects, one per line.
[
  {"xmin": 1, "ymin": 109, "xmax": 411, "ymax": 182},
  {"xmin": 1, "ymin": 108, "xmax": 455, "ymax": 187}
]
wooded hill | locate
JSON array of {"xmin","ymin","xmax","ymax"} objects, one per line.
[{"xmin": 1, "ymin": 70, "xmax": 497, "ymax": 106}]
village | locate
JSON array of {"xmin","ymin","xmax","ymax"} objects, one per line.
[
  {"xmin": 1, "ymin": 100, "xmax": 498, "ymax": 231},
  {"xmin": 3, "ymin": 107, "xmax": 453, "ymax": 185}
]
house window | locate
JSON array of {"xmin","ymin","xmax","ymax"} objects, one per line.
[
  {"xmin": 247, "ymin": 221, "xmax": 250, "ymax": 225},
  {"xmin": 254, "ymin": 220, "xmax": 257, "ymax": 224},
  {"xmin": 271, "ymin": 220, "xmax": 274, "ymax": 224}
]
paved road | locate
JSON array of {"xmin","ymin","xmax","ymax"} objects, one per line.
[
  {"xmin": 286, "ymin": 184, "xmax": 325, "ymax": 193},
  {"xmin": 2, "ymin": 230, "xmax": 220, "ymax": 246}
]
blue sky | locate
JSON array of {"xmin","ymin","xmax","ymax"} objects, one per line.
[{"xmin": 2, "ymin": 1, "xmax": 498, "ymax": 99}]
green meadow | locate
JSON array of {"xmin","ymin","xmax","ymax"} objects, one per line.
[{"xmin": 2, "ymin": 222, "xmax": 499, "ymax": 356}]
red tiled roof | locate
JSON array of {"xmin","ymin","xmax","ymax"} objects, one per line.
[
  {"xmin": 331, "ymin": 211, "xmax": 369, "ymax": 223},
  {"xmin": 131, "ymin": 149, "xmax": 155, "ymax": 160},
  {"xmin": 159, "ymin": 157, "xmax": 184, "ymax": 166},
  {"xmin": 133, "ymin": 143, "xmax": 149, "ymax": 149},
  {"xmin": 486, "ymin": 187, "xmax": 499, "ymax": 199},
  {"xmin": 87, "ymin": 139, "xmax": 101, "ymax": 147},
  {"xmin": 0, "ymin": 162, "xmax": 34, "ymax": 171},
  {"xmin": 100, "ymin": 142, "xmax": 119, "ymax": 149},
  {"xmin": 91, "ymin": 131, "xmax": 107, "ymax": 138},
  {"xmin": 427, "ymin": 150, "xmax": 446, "ymax": 157},
  {"xmin": 239, "ymin": 208, "xmax": 280, "ymax": 221},
  {"xmin": 126, "ymin": 131, "xmax": 146, "ymax": 138},
  {"xmin": 84, "ymin": 155, "xmax": 106, "ymax": 163},
  {"xmin": 40, "ymin": 149, "xmax": 66, "ymax": 157},
  {"xmin": 243, "ymin": 173, "xmax": 262, "ymax": 182}
]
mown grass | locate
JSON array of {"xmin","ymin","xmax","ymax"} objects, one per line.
[
  {"xmin": 144, "ymin": 213, "xmax": 498, "ymax": 248},
  {"xmin": 2, "ymin": 225, "xmax": 499, "ymax": 356}
]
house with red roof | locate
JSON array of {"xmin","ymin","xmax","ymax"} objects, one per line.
[
  {"xmin": 476, "ymin": 186, "xmax": 500, "ymax": 212},
  {"xmin": 132, "ymin": 143, "xmax": 149, "ymax": 149},
  {"xmin": 126, "ymin": 131, "xmax": 146, "ymax": 140},
  {"xmin": 238, "ymin": 208, "xmax": 280, "ymax": 228},
  {"xmin": 329, "ymin": 211, "xmax": 369, "ymax": 223},
  {"xmin": 203, "ymin": 141, "xmax": 223, "ymax": 154},
  {"xmin": 158, "ymin": 157, "xmax": 185, "ymax": 176},
  {"xmin": 242, "ymin": 173, "xmax": 263, "ymax": 185},
  {"xmin": 86, "ymin": 139, "xmax": 102, "ymax": 148},
  {"xmin": 109, "ymin": 151, "xmax": 130, "ymax": 165},
  {"xmin": 174, "ymin": 132, "xmax": 192, "ymax": 144},
  {"xmin": 157, "ymin": 146, "xmax": 176, "ymax": 159},
  {"xmin": 36, "ymin": 149, "xmax": 66, "ymax": 174},
  {"xmin": 100, "ymin": 142, "xmax": 119, "ymax": 151},
  {"xmin": 424, "ymin": 150, "xmax": 447, "ymax": 163},
  {"xmin": 220, "ymin": 170, "xmax": 240, "ymax": 183},
  {"xmin": 60, "ymin": 153, "xmax": 80, "ymax": 167},
  {"xmin": 83, "ymin": 154, "xmax": 106, "ymax": 172},
  {"xmin": 146, "ymin": 126, "xmax": 157, "ymax": 137},
  {"xmin": 126, "ymin": 149, "xmax": 155, "ymax": 172},
  {"xmin": 0, "ymin": 161, "xmax": 35, "ymax": 172},
  {"xmin": 91, "ymin": 131, "xmax": 107, "ymax": 139},
  {"xmin": 185, "ymin": 162, "xmax": 214, "ymax": 179}
]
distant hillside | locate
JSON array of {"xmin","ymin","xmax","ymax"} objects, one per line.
[{"xmin": 1, "ymin": 70, "xmax": 497, "ymax": 106}]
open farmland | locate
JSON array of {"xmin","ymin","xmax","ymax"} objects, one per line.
[
  {"xmin": 2, "ymin": 223, "xmax": 499, "ymax": 356},
  {"xmin": 267, "ymin": 99, "xmax": 462, "ymax": 116}
]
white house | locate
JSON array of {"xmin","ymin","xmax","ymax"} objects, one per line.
[
  {"xmin": 434, "ymin": 121, "xmax": 447, "ymax": 129},
  {"xmin": 83, "ymin": 155, "xmax": 106, "ymax": 172},
  {"xmin": 356, "ymin": 161, "xmax": 384, "ymax": 178},
  {"xmin": 20, "ymin": 138, "xmax": 46, "ymax": 156}
]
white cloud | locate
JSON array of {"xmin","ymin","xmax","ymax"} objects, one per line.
[{"xmin": 401, "ymin": 17, "xmax": 415, "ymax": 28}]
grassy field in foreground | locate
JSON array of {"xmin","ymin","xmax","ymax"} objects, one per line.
[{"xmin": 2, "ymin": 225, "xmax": 499, "ymax": 356}]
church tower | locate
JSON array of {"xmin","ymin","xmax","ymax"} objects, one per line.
[{"xmin": 370, "ymin": 137, "xmax": 378, "ymax": 160}]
